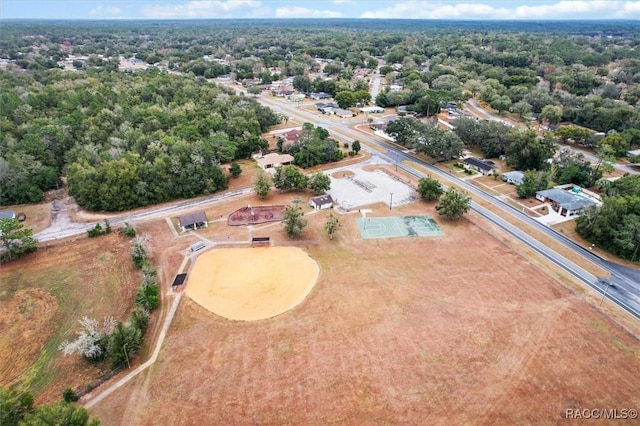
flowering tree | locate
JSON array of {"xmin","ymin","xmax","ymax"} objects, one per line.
[{"xmin": 59, "ymin": 316, "xmax": 116, "ymax": 362}]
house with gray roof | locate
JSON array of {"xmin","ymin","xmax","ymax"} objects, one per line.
[
  {"xmin": 464, "ymin": 157, "xmax": 497, "ymax": 175},
  {"xmin": 502, "ymin": 171, "xmax": 524, "ymax": 186},
  {"xmin": 535, "ymin": 187, "xmax": 599, "ymax": 218}
]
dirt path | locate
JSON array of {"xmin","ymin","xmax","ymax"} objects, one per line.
[{"xmin": 83, "ymin": 290, "xmax": 184, "ymax": 409}]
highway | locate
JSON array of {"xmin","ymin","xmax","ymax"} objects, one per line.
[
  {"xmin": 36, "ymin": 81, "xmax": 639, "ymax": 320},
  {"xmin": 255, "ymin": 93, "xmax": 640, "ymax": 320}
]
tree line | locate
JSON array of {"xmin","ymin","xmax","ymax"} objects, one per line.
[
  {"xmin": 577, "ymin": 175, "xmax": 640, "ymax": 262},
  {"xmin": 0, "ymin": 69, "xmax": 280, "ymax": 210}
]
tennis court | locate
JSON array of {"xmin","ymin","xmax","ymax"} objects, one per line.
[{"xmin": 356, "ymin": 215, "xmax": 443, "ymax": 239}]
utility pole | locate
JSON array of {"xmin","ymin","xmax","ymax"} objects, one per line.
[{"xmin": 389, "ymin": 192, "xmax": 393, "ymax": 210}]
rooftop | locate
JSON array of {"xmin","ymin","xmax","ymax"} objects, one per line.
[{"xmin": 536, "ymin": 188, "xmax": 598, "ymax": 211}]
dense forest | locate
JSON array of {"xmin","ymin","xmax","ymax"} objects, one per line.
[
  {"xmin": 0, "ymin": 69, "xmax": 279, "ymax": 210},
  {"xmin": 0, "ymin": 19, "xmax": 639, "ymax": 210},
  {"xmin": 577, "ymin": 174, "xmax": 640, "ymax": 261}
]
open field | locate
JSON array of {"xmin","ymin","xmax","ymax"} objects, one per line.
[
  {"xmin": 0, "ymin": 233, "xmax": 142, "ymax": 403},
  {"xmin": 89, "ymin": 202, "xmax": 640, "ymax": 425}
]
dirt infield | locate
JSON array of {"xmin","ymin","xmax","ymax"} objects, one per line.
[
  {"xmin": 185, "ymin": 247, "xmax": 319, "ymax": 321},
  {"xmin": 227, "ymin": 205, "xmax": 286, "ymax": 226},
  {"xmin": 89, "ymin": 202, "xmax": 640, "ymax": 424}
]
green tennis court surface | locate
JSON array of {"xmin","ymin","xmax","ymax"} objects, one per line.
[{"xmin": 356, "ymin": 216, "xmax": 443, "ymax": 239}]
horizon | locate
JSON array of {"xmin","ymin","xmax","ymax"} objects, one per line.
[{"xmin": 1, "ymin": 1, "xmax": 639, "ymax": 20}]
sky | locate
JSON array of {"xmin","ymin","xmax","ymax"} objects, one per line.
[{"xmin": 1, "ymin": 0, "xmax": 639, "ymax": 20}]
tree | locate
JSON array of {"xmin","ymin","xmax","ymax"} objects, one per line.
[
  {"xmin": 505, "ymin": 130, "xmax": 556, "ymax": 171},
  {"xmin": 59, "ymin": 316, "xmax": 116, "ymax": 362},
  {"xmin": 417, "ymin": 129, "xmax": 465, "ymax": 162},
  {"xmin": 282, "ymin": 198, "xmax": 308, "ymax": 239},
  {"xmin": 417, "ymin": 177, "xmax": 444, "ymax": 201},
  {"xmin": 576, "ymin": 175, "xmax": 640, "ymax": 261},
  {"xmin": 351, "ymin": 140, "xmax": 361, "ymax": 154},
  {"xmin": 553, "ymin": 125, "xmax": 592, "ymax": 145},
  {"xmin": 516, "ymin": 170, "xmax": 550, "ymax": 198},
  {"xmin": 246, "ymin": 85, "xmax": 261, "ymax": 96},
  {"xmin": 490, "ymin": 95, "xmax": 512, "ymax": 114},
  {"xmin": 229, "ymin": 162, "xmax": 242, "ymax": 178},
  {"xmin": 108, "ymin": 321, "xmax": 143, "ymax": 369},
  {"xmin": 324, "ymin": 213, "xmax": 339, "ymax": 240},
  {"xmin": 0, "ymin": 386, "xmax": 34, "ymax": 426},
  {"xmin": 308, "ymin": 172, "xmax": 331, "ymax": 195},
  {"xmin": 599, "ymin": 133, "xmax": 629, "ymax": 158},
  {"xmin": 0, "ymin": 218, "xmax": 38, "ymax": 263},
  {"xmin": 510, "ymin": 100, "xmax": 532, "ymax": 118},
  {"xmin": 436, "ymin": 188, "xmax": 471, "ymax": 221},
  {"xmin": 539, "ymin": 105, "xmax": 563, "ymax": 127},
  {"xmin": 334, "ymin": 91, "xmax": 356, "ymax": 109},
  {"xmin": 353, "ymin": 90, "xmax": 371, "ymax": 105},
  {"xmin": 21, "ymin": 401, "xmax": 100, "ymax": 426},
  {"xmin": 253, "ymin": 171, "xmax": 271, "ymax": 198},
  {"xmin": 292, "ymin": 75, "xmax": 311, "ymax": 93},
  {"xmin": 273, "ymin": 165, "xmax": 308, "ymax": 192}
]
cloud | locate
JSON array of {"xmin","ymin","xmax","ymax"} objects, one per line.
[
  {"xmin": 143, "ymin": 1, "xmax": 261, "ymax": 18},
  {"xmin": 89, "ymin": 6, "xmax": 121, "ymax": 16},
  {"xmin": 275, "ymin": 6, "xmax": 344, "ymax": 18},
  {"xmin": 360, "ymin": 1, "xmax": 637, "ymax": 19},
  {"xmin": 623, "ymin": 1, "xmax": 640, "ymax": 15}
]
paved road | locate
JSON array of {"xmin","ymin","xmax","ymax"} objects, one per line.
[
  {"xmin": 248, "ymin": 91, "xmax": 640, "ymax": 319},
  {"xmin": 466, "ymin": 98, "xmax": 639, "ymax": 176},
  {"xmin": 36, "ymin": 81, "xmax": 638, "ymax": 320},
  {"xmin": 559, "ymin": 143, "xmax": 640, "ymax": 176},
  {"xmin": 35, "ymin": 188, "xmax": 252, "ymax": 243}
]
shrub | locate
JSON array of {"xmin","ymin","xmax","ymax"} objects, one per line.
[
  {"xmin": 87, "ymin": 223, "xmax": 103, "ymax": 238},
  {"xmin": 136, "ymin": 282, "xmax": 160, "ymax": 311},
  {"xmin": 62, "ymin": 387, "xmax": 78, "ymax": 403},
  {"xmin": 131, "ymin": 242, "xmax": 147, "ymax": 269},
  {"xmin": 123, "ymin": 222, "xmax": 136, "ymax": 237}
]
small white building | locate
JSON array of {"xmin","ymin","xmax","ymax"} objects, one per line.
[{"xmin": 309, "ymin": 194, "xmax": 334, "ymax": 210}]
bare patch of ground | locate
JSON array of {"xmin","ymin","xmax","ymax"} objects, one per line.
[
  {"xmin": 186, "ymin": 247, "xmax": 318, "ymax": 321},
  {"xmin": 89, "ymin": 202, "xmax": 640, "ymax": 425},
  {"xmin": 7, "ymin": 203, "xmax": 52, "ymax": 235}
]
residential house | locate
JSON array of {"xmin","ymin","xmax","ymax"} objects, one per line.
[
  {"xmin": 256, "ymin": 153, "xmax": 295, "ymax": 170},
  {"xmin": 502, "ymin": 171, "xmax": 525, "ymax": 186},
  {"xmin": 535, "ymin": 186, "xmax": 600, "ymax": 217},
  {"xmin": 334, "ymin": 108, "xmax": 354, "ymax": 118},
  {"xmin": 464, "ymin": 157, "xmax": 497, "ymax": 175},
  {"xmin": 309, "ymin": 92, "xmax": 332, "ymax": 100},
  {"xmin": 359, "ymin": 106, "xmax": 384, "ymax": 114},
  {"xmin": 280, "ymin": 129, "xmax": 301, "ymax": 148},
  {"xmin": 285, "ymin": 93, "xmax": 305, "ymax": 102}
]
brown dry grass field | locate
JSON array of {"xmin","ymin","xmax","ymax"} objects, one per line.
[
  {"xmin": 88, "ymin": 200, "xmax": 640, "ymax": 425},
  {"xmin": 0, "ymin": 233, "xmax": 142, "ymax": 403}
]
